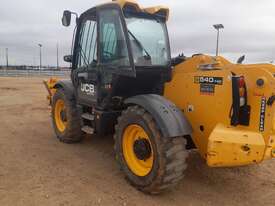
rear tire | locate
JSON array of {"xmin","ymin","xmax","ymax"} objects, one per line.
[
  {"xmin": 52, "ymin": 88, "xmax": 84, "ymax": 144},
  {"xmin": 114, "ymin": 105, "xmax": 188, "ymax": 194}
]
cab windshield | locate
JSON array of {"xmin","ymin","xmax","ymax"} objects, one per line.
[{"xmin": 125, "ymin": 16, "xmax": 170, "ymax": 67}]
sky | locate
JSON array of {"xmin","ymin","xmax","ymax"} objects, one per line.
[{"xmin": 0, "ymin": 0, "xmax": 274, "ymax": 66}]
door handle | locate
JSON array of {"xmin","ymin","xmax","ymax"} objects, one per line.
[{"xmin": 78, "ymin": 72, "xmax": 88, "ymax": 80}]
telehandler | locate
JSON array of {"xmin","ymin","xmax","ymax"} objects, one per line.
[{"xmin": 44, "ymin": 0, "xmax": 275, "ymax": 194}]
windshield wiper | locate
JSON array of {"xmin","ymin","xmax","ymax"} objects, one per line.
[{"xmin": 128, "ymin": 30, "xmax": 151, "ymax": 60}]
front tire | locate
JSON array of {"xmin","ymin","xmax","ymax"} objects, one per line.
[
  {"xmin": 52, "ymin": 88, "xmax": 84, "ymax": 144},
  {"xmin": 114, "ymin": 106, "xmax": 188, "ymax": 194}
]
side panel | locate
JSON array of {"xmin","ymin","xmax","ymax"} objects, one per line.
[
  {"xmin": 125, "ymin": 94, "xmax": 192, "ymax": 138},
  {"xmin": 164, "ymin": 55, "xmax": 275, "ymax": 164},
  {"xmin": 165, "ymin": 68, "xmax": 233, "ymax": 157},
  {"xmin": 76, "ymin": 71, "xmax": 98, "ymax": 106}
]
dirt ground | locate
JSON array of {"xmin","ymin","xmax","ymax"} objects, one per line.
[{"xmin": 0, "ymin": 77, "xmax": 275, "ymax": 206}]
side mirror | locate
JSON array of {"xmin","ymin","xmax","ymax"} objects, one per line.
[
  {"xmin": 64, "ymin": 55, "xmax": 72, "ymax": 63},
  {"xmin": 62, "ymin": 10, "xmax": 72, "ymax": 27}
]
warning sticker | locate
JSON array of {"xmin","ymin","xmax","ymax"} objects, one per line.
[
  {"xmin": 259, "ymin": 97, "xmax": 266, "ymax": 132},
  {"xmin": 200, "ymin": 84, "xmax": 215, "ymax": 95}
]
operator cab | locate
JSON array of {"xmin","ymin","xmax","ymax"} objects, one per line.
[{"xmin": 63, "ymin": 1, "xmax": 171, "ymax": 109}]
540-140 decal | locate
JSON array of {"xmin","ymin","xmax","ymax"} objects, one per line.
[
  {"xmin": 194, "ymin": 76, "xmax": 223, "ymax": 95},
  {"xmin": 194, "ymin": 76, "xmax": 223, "ymax": 85}
]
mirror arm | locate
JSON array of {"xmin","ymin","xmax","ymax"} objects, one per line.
[
  {"xmin": 70, "ymin": 11, "xmax": 79, "ymax": 24},
  {"xmin": 70, "ymin": 11, "xmax": 79, "ymax": 19}
]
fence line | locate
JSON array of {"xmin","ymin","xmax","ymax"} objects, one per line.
[{"xmin": 0, "ymin": 69, "xmax": 70, "ymax": 77}]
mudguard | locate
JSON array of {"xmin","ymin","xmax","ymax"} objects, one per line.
[
  {"xmin": 53, "ymin": 80, "xmax": 75, "ymax": 99},
  {"xmin": 124, "ymin": 94, "xmax": 192, "ymax": 138}
]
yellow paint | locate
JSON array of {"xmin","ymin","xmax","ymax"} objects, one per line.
[
  {"xmin": 122, "ymin": 124, "xmax": 153, "ymax": 176},
  {"xmin": 143, "ymin": 6, "xmax": 169, "ymax": 21},
  {"xmin": 113, "ymin": 0, "xmax": 141, "ymax": 11},
  {"xmin": 54, "ymin": 99, "xmax": 67, "ymax": 133},
  {"xmin": 109, "ymin": 0, "xmax": 170, "ymax": 21},
  {"xmin": 263, "ymin": 135, "xmax": 275, "ymax": 159},
  {"xmin": 43, "ymin": 78, "xmax": 58, "ymax": 105},
  {"xmin": 207, "ymin": 124, "xmax": 265, "ymax": 167},
  {"xmin": 164, "ymin": 54, "xmax": 275, "ymax": 166}
]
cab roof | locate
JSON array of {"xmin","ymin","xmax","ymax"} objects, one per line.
[{"xmin": 99, "ymin": 0, "xmax": 170, "ymax": 21}]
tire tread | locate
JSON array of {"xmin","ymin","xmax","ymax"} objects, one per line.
[{"xmin": 114, "ymin": 105, "xmax": 189, "ymax": 194}]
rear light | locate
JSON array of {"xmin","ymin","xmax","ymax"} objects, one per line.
[
  {"xmin": 239, "ymin": 88, "xmax": 245, "ymax": 97},
  {"xmin": 239, "ymin": 76, "xmax": 245, "ymax": 88},
  {"xmin": 230, "ymin": 75, "xmax": 250, "ymax": 126},
  {"xmin": 239, "ymin": 76, "xmax": 246, "ymax": 107},
  {"xmin": 240, "ymin": 96, "xmax": 246, "ymax": 107}
]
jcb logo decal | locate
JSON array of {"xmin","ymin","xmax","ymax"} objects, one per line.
[
  {"xmin": 194, "ymin": 76, "xmax": 223, "ymax": 85},
  {"xmin": 81, "ymin": 83, "xmax": 95, "ymax": 96}
]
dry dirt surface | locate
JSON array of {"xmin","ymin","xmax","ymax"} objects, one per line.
[{"xmin": 0, "ymin": 77, "xmax": 275, "ymax": 206}]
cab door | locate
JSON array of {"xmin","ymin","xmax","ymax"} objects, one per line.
[
  {"xmin": 73, "ymin": 5, "xmax": 135, "ymax": 107},
  {"xmin": 73, "ymin": 13, "xmax": 99, "ymax": 106},
  {"xmin": 96, "ymin": 5, "xmax": 136, "ymax": 107},
  {"xmin": 98, "ymin": 5, "xmax": 136, "ymax": 77}
]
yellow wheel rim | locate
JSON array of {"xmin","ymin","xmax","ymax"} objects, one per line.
[
  {"xmin": 54, "ymin": 99, "xmax": 67, "ymax": 132},
  {"xmin": 122, "ymin": 124, "xmax": 154, "ymax": 177}
]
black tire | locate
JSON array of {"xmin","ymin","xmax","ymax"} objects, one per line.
[
  {"xmin": 52, "ymin": 88, "xmax": 84, "ymax": 144},
  {"xmin": 114, "ymin": 105, "xmax": 188, "ymax": 194}
]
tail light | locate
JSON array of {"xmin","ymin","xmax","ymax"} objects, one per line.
[
  {"xmin": 231, "ymin": 75, "xmax": 251, "ymax": 126},
  {"xmin": 238, "ymin": 76, "xmax": 246, "ymax": 107}
]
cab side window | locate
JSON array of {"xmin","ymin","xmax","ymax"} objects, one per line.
[
  {"xmin": 99, "ymin": 9, "xmax": 131, "ymax": 69},
  {"xmin": 77, "ymin": 19, "xmax": 97, "ymax": 68},
  {"xmin": 102, "ymin": 24, "xmax": 117, "ymax": 59}
]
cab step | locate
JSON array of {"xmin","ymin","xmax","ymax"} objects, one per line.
[
  {"xmin": 81, "ymin": 126, "xmax": 94, "ymax": 134},
  {"xmin": 81, "ymin": 113, "xmax": 95, "ymax": 121}
]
